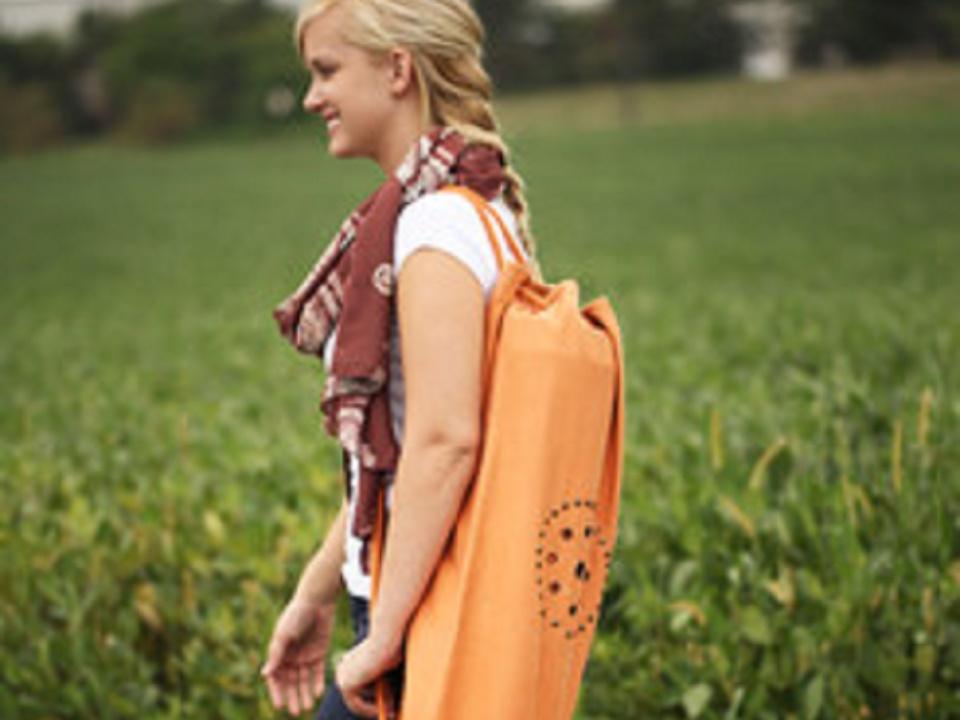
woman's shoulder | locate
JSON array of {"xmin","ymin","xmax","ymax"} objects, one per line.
[
  {"xmin": 394, "ymin": 189, "xmax": 522, "ymax": 296},
  {"xmin": 397, "ymin": 189, "xmax": 516, "ymax": 231}
]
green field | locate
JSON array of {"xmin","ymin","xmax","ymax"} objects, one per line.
[{"xmin": 2, "ymin": 64, "xmax": 959, "ymax": 718}]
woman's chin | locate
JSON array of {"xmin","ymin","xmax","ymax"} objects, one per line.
[
  {"xmin": 324, "ymin": 129, "xmax": 344, "ymax": 153},
  {"xmin": 327, "ymin": 137, "xmax": 354, "ymax": 159}
]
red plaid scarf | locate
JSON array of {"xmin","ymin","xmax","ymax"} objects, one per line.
[{"xmin": 273, "ymin": 126, "xmax": 507, "ymax": 575}]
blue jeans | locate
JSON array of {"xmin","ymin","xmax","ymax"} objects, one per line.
[{"xmin": 316, "ymin": 595, "xmax": 406, "ymax": 720}]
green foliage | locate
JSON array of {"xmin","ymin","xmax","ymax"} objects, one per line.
[
  {"xmin": 0, "ymin": 32, "xmax": 69, "ymax": 85},
  {"xmin": 114, "ymin": 76, "xmax": 203, "ymax": 145},
  {"xmin": 795, "ymin": 0, "xmax": 960, "ymax": 63},
  {"xmin": 0, "ymin": 34, "xmax": 74, "ymax": 143},
  {"xmin": 481, "ymin": 0, "xmax": 744, "ymax": 90},
  {"xmin": 933, "ymin": 2, "xmax": 960, "ymax": 55},
  {"xmin": 0, "ymin": 0, "xmax": 305, "ymax": 150},
  {"xmin": 2, "ymin": 72, "xmax": 960, "ymax": 718},
  {"xmin": 96, "ymin": 0, "xmax": 302, "ymax": 135},
  {"xmin": 0, "ymin": 78, "xmax": 65, "ymax": 153},
  {"xmin": 611, "ymin": 0, "xmax": 743, "ymax": 79}
]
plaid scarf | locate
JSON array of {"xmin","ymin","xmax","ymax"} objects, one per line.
[{"xmin": 273, "ymin": 126, "xmax": 507, "ymax": 576}]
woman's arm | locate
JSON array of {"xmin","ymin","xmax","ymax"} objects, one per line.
[
  {"xmin": 291, "ymin": 496, "xmax": 349, "ymax": 606},
  {"xmin": 367, "ymin": 247, "xmax": 484, "ymax": 651}
]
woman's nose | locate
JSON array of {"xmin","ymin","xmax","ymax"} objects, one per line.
[{"xmin": 302, "ymin": 81, "xmax": 323, "ymax": 114}]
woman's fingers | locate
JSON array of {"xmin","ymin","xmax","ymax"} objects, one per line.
[
  {"xmin": 262, "ymin": 630, "xmax": 290, "ymax": 678},
  {"xmin": 263, "ymin": 658, "xmax": 327, "ymax": 716},
  {"xmin": 265, "ymin": 668, "xmax": 297, "ymax": 714},
  {"xmin": 264, "ymin": 672, "xmax": 285, "ymax": 710},
  {"xmin": 343, "ymin": 684, "xmax": 379, "ymax": 718},
  {"xmin": 310, "ymin": 661, "xmax": 326, "ymax": 700},
  {"xmin": 283, "ymin": 674, "xmax": 301, "ymax": 715},
  {"xmin": 297, "ymin": 664, "xmax": 318, "ymax": 713}
]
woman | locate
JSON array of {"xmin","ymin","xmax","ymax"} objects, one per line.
[{"xmin": 259, "ymin": 1, "xmax": 540, "ymax": 717}]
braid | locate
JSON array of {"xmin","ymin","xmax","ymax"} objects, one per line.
[
  {"xmin": 420, "ymin": 53, "xmax": 543, "ymax": 281},
  {"xmin": 500, "ymin": 165, "xmax": 537, "ymax": 276}
]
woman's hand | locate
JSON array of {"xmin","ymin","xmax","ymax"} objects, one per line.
[
  {"xmin": 335, "ymin": 630, "xmax": 404, "ymax": 718},
  {"xmin": 261, "ymin": 598, "xmax": 336, "ymax": 716}
]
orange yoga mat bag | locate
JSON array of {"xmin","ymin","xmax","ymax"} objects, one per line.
[{"xmin": 369, "ymin": 184, "xmax": 626, "ymax": 720}]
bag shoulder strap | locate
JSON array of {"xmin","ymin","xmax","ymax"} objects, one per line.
[{"xmin": 439, "ymin": 184, "xmax": 528, "ymax": 272}]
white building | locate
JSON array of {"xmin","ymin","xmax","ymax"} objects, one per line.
[
  {"xmin": 731, "ymin": 0, "xmax": 806, "ymax": 81},
  {"xmin": 535, "ymin": 0, "xmax": 612, "ymax": 13}
]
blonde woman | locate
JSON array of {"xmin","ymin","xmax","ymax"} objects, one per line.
[{"xmin": 260, "ymin": 1, "xmax": 539, "ymax": 717}]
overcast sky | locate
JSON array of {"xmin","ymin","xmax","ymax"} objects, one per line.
[
  {"xmin": 0, "ymin": 0, "xmax": 613, "ymax": 37},
  {"xmin": 0, "ymin": 0, "xmax": 296, "ymax": 36}
]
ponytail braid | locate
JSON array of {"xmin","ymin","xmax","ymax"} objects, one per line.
[{"xmin": 417, "ymin": 53, "xmax": 541, "ymax": 280}]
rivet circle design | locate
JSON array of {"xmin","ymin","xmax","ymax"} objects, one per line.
[{"xmin": 535, "ymin": 497, "xmax": 610, "ymax": 639}]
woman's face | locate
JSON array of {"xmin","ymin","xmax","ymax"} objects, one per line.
[{"xmin": 300, "ymin": 5, "xmax": 395, "ymax": 160}]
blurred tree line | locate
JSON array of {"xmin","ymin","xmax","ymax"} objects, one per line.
[
  {"xmin": 0, "ymin": 0, "xmax": 302, "ymax": 152},
  {"xmin": 1, "ymin": 0, "xmax": 959, "ymax": 153}
]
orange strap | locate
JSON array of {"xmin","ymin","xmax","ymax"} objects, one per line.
[
  {"xmin": 440, "ymin": 185, "xmax": 560, "ymax": 312},
  {"xmin": 371, "ymin": 487, "xmax": 391, "ymax": 719},
  {"xmin": 439, "ymin": 184, "xmax": 529, "ymax": 272}
]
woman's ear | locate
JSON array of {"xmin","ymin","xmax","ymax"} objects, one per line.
[{"xmin": 386, "ymin": 46, "xmax": 416, "ymax": 96}]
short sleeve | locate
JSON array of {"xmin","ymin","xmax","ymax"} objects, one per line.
[{"xmin": 394, "ymin": 192, "xmax": 517, "ymax": 299}]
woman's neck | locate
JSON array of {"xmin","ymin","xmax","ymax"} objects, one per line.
[{"xmin": 375, "ymin": 116, "xmax": 439, "ymax": 177}]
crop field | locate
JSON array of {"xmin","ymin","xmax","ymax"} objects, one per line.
[{"xmin": 2, "ymin": 63, "xmax": 959, "ymax": 718}]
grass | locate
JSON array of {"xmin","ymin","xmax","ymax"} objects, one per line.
[
  {"xmin": 495, "ymin": 60, "xmax": 960, "ymax": 133},
  {"xmin": 1, "ymin": 62, "xmax": 959, "ymax": 718}
]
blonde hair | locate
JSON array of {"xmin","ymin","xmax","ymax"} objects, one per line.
[{"xmin": 293, "ymin": 0, "xmax": 541, "ymax": 277}]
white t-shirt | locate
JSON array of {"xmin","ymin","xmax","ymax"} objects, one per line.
[{"xmin": 322, "ymin": 190, "xmax": 527, "ymax": 599}]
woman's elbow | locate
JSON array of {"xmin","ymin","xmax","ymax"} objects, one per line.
[{"xmin": 404, "ymin": 424, "xmax": 481, "ymax": 473}]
